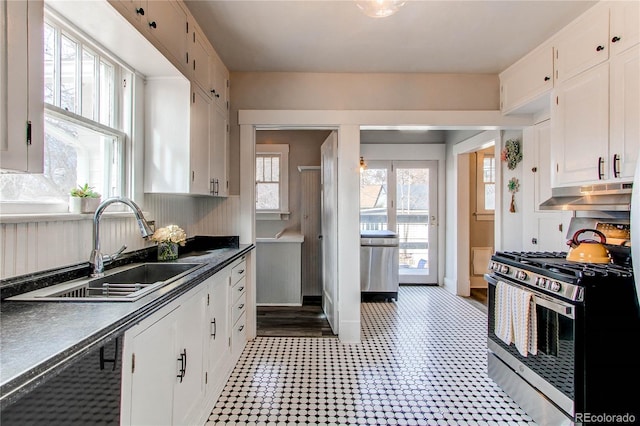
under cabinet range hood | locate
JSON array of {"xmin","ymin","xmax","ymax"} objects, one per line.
[{"xmin": 539, "ymin": 182, "xmax": 633, "ymax": 211}]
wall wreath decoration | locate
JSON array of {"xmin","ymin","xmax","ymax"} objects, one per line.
[{"xmin": 501, "ymin": 139, "xmax": 523, "ymax": 170}]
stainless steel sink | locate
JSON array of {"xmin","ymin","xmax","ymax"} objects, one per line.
[{"xmin": 8, "ymin": 263, "xmax": 205, "ymax": 302}]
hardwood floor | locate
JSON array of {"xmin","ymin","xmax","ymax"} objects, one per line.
[
  {"xmin": 256, "ymin": 304, "xmax": 336, "ymax": 338},
  {"xmin": 464, "ymin": 287, "xmax": 488, "ymax": 314}
]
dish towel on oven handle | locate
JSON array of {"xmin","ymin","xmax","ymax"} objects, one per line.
[
  {"xmin": 513, "ymin": 287, "xmax": 538, "ymax": 357},
  {"xmin": 494, "ymin": 281, "xmax": 514, "ymax": 345}
]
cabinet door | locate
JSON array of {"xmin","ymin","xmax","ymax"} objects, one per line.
[
  {"xmin": 610, "ymin": 1, "xmax": 640, "ymax": 56},
  {"xmin": 551, "ymin": 62, "xmax": 609, "ymax": 186},
  {"xmin": 191, "ymin": 26, "xmax": 211, "ymax": 95},
  {"xmin": 207, "ymin": 272, "xmax": 230, "ymax": 394},
  {"xmin": 190, "ymin": 86, "xmax": 212, "ymax": 195},
  {"xmin": 210, "ymin": 108, "xmax": 229, "ymax": 196},
  {"xmin": 145, "ymin": 0, "xmax": 187, "ymax": 69},
  {"xmin": 211, "ymin": 51, "xmax": 229, "ymax": 113},
  {"xmin": 500, "ymin": 46, "xmax": 553, "ymax": 114},
  {"xmin": 533, "ymin": 120, "xmax": 553, "ymax": 209},
  {"xmin": 128, "ymin": 307, "xmax": 179, "ymax": 426},
  {"xmin": 1, "ymin": 0, "xmax": 44, "ymax": 173},
  {"xmin": 610, "ymin": 46, "xmax": 639, "ymax": 180},
  {"xmin": 555, "ymin": 6, "xmax": 609, "ymax": 83},
  {"xmin": 172, "ymin": 288, "xmax": 207, "ymax": 426}
]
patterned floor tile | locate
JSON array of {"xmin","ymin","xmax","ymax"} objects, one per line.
[{"xmin": 207, "ymin": 286, "xmax": 536, "ymax": 425}]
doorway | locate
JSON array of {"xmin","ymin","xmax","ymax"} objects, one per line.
[{"xmin": 359, "ymin": 160, "xmax": 438, "ymax": 284}]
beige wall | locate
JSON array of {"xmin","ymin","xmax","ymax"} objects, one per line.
[
  {"xmin": 229, "ymin": 72, "xmax": 500, "ymax": 194},
  {"xmin": 256, "ymin": 130, "xmax": 331, "ymax": 238}
]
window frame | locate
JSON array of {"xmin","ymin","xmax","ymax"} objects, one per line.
[{"xmin": 255, "ymin": 144, "xmax": 289, "ymax": 219}]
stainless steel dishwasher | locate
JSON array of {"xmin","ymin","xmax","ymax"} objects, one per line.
[{"xmin": 360, "ymin": 230, "xmax": 399, "ymax": 301}]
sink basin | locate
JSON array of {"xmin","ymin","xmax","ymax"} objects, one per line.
[{"xmin": 8, "ymin": 262, "xmax": 205, "ymax": 302}]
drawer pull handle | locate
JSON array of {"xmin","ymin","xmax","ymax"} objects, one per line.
[
  {"xmin": 211, "ymin": 318, "xmax": 217, "ymax": 338},
  {"xmin": 238, "ymin": 304, "xmax": 244, "ymax": 310},
  {"xmin": 596, "ymin": 45, "xmax": 605, "ymax": 52},
  {"xmin": 237, "ymin": 269, "xmax": 245, "ymax": 274},
  {"xmin": 238, "ymin": 325, "xmax": 244, "ymax": 331},
  {"xmin": 238, "ymin": 286, "xmax": 244, "ymax": 292}
]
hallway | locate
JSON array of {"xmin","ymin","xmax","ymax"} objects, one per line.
[{"xmin": 207, "ymin": 286, "xmax": 534, "ymax": 425}]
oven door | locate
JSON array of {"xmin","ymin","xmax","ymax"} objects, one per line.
[{"xmin": 486, "ymin": 273, "xmax": 577, "ymax": 417}]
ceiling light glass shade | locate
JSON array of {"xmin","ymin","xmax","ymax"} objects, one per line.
[{"xmin": 355, "ymin": 0, "xmax": 406, "ymax": 18}]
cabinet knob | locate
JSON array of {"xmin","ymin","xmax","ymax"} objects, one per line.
[
  {"xmin": 531, "ymin": 167, "xmax": 537, "ymax": 173},
  {"xmin": 136, "ymin": 7, "xmax": 145, "ymax": 15},
  {"xmin": 544, "ymin": 76, "xmax": 550, "ymax": 81},
  {"xmin": 149, "ymin": 21, "xmax": 157, "ymax": 29},
  {"xmin": 596, "ymin": 45, "xmax": 605, "ymax": 52},
  {"xmin": 611, "ymin": 36, "xmax": 621, "ymax": 43}
]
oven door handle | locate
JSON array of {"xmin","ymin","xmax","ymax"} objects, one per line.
[{"xmin": 486, "ymin": 274, "xmax": 575, "ymax": 319}]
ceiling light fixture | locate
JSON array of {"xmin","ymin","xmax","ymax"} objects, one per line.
[{"xmin": 355, "ymin": 0, "xmax": 406, "ymax": 18}]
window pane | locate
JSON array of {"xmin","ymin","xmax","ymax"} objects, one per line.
[
  {"xmin": 256, "ymin": 183, "xmax": 279, "ymax": 210},
  {"xmin": 44, "ymin": 23, "xmax": 56, "ymax": 105},
  {"xmin": 0, "ymin": 115, "xmax": 121, "ymax": 204},
  {"xmin": 485, "ymin": 183, "xmax": 495, "ymax": 210},
  {"xmin": 483, "ymin": 156, "xmax": 495, "ymax": 183},
  {"xmin": 99, "ymin": 60, "xmax": 114, "ymax": 126},
  {"xmin": 60, "ymin": 34, "xmax": 77, "ymax": 113},
  {"xmin": 264, "ymin": 157, "xmax": 272, "ymax": 182},
  {"xmin": 271, "ymin": 156, "xmax": 279, "ymax": 181},
  {"xmin": 360, "ymin": 168, "xmax": 388, "ymax": 231},
  {"xmin": 81, "ymin": 49, "xmax": 96, "ymax": 120},
  {"xmin": 256, "ymin": 157, "xmax": 264, "ymax": 181}
]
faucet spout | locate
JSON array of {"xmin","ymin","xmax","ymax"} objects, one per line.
[{"xmin": 89, "ymin": 197, "xmax": 153, "ymax": 277}]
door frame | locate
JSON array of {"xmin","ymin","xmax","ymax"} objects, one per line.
[
  {"xmin": 239, "ymin": 111, "xmax": 531, "ymax": 343},
  {"xmin": 451, "ymin": 130, "xmax": 503, "ymax": 297}
]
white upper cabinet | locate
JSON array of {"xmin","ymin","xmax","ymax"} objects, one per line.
[
  {"xmin": 609, "ymin": 46, "xmax": 639, "ymax": 180},
  {"xmin": 551, "ymin": 62, "xmax": 610, "ymax": 186},
  {"xmin": 143, "ymin": 0, "xmax": 188, "ymax": 70},
  {"xmin": 610, "ymin": 1, "xmax": 640, "ymax": 56},
  {"xmin": 554, "ymin": 4, "xmax": 609, "ymax": 84},
  {"xmin": 190, "ymin": 23, "xmax": 212, "ymax": 96},
  {"xmin": 550, "ymin": 1, "xmax": 639, "ymax": 187},
  {"xmin": 500, "ymin": 45, "xmax": 554, "ymax": 114},
  {"xmin": 1, "ymin": 0, "xmax": 44, "ymax": 173},
  {"xmin": 211, "ymin": 51, "xmax": 230, "ymax": 114}
]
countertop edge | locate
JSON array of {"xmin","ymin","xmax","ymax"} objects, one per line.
[{"xmin": 0, "ymin": 244, "xmax": 254, "ymax": 407}]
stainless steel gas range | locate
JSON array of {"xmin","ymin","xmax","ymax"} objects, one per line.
[{"xmin": 485, "ymin": 249, "xmax": 639, "ymax": 426}]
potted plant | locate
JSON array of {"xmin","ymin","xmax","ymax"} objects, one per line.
[{"xmin": 69, "ymin": 183, "xmax": 102, "ymax": 214}]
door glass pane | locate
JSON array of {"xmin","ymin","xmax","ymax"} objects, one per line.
[
  {"xmin": 360, "ymin": 168, "xmax": 388, "ymax": 231},
  {"xmin": 396, "ymin": 168, "xmax": 430, "ymax": 277}
]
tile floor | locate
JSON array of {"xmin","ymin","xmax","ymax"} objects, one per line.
[{"xmin": 207, "ymin": 286, "xmax": 536, "ymax": 425}]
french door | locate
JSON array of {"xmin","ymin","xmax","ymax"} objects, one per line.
[{"xmin": 360, "ymin": 160, "xmax": 438, "ymax": 284}]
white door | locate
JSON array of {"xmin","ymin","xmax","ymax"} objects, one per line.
[
  {"xmin": 321, "ymin": 131, "xmax": 338, "ymax": 334},
  {"xmin": 395, "ymin": 161, "xmax": 438, "ymax": 284},
  {"xmin": 359, "ymin": 160, "xmax": 438, "ymax": 284}
]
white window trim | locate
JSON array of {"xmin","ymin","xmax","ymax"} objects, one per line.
[{"xmin": 256, "ymin": 144, "xmax": 289, "ymax": 220}]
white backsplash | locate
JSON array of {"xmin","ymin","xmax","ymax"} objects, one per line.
[{"xmin": 0, "ymin": 195, "xmax": 240, "ymax": 279}]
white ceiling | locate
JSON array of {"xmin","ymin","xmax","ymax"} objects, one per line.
[{"xmin": 184, "ymin": 0, "xmax": 596, "ymax": 74}]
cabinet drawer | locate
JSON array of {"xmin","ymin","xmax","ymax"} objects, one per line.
[
  {"xmin": 231, "ymin": 313, "xmax": 247, "ymax": 353},
  {"xmin": 231, "ymin": 276, "xmax": 246, "ymax": 304},
  {"xmin": 231, "ymin": 259, "xmax": 246, "ymax": 284},
  {"xmin": 232, "ymin": 291, "xmax": 247, "ymax": 326}
]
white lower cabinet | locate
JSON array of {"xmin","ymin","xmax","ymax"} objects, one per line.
[
  {"xmin": 121, "ymin": 256, "xmax": 251, "ymax": 426},
  {"xmin": 122, "ymin": 286, "xmax": 206, "ymax": 426}
]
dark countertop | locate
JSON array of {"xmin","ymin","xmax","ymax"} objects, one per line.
[{"xmin": 0, "ymin": 236, "xmax": 254, "ymax": 408}]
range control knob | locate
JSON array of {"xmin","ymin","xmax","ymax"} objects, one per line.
[
  {"xmin": 536, "ymin": 277, "xmax": 546, "ymax": 288},
  {"xmin": 548, "ymin": 281, "xmax": 561, "ymax": 292},
  {"xmin": 500, "ymin": 265, "xmax": 510, "ymax": 274},
  {"xmin": 515, "ymin": 270, "xmax": 528, "ymax": 281}
]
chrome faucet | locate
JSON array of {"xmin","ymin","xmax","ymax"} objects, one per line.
[{"xmin": 89, "ymin": 197, "xmax": 154, "ymax": 277}]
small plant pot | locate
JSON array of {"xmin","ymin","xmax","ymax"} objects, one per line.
[{"xmin": 69, "ymin": 197, "xmax": 101, "ymax": 214}]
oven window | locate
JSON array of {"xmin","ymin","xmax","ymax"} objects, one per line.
[{"xmin": 488, "ymin": 283, "xmax": 576, "ymax": 401}]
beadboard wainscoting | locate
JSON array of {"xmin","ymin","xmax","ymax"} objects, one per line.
[{"xmin": 0, "ymin": 196, "xmax": 240, "ymax": 279}]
